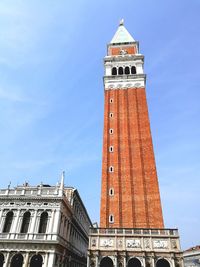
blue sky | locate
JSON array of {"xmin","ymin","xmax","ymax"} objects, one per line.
[{"xmin": 0, "ymin": 0, "xmax": 199, "ymax": 250}]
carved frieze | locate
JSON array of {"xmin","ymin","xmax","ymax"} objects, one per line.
[
  {"xmin": 106, "ymin": 82, "xmax": 143, "ymax": 90},
  {"xmin": 126, "ymin": 239, "xmax": 141, "ymax": 248},
  {"xmin": 100, "ymin": 238, "xmax": 114, "ymax": 247},
  {"xmin": 144, "ymin": 238, "xmax": 151, "ymax": 249},
  {"xmin": 171, "ymin": 239, "xmax": 177, "ymax": 249},
  {"xmin": 91, "ymin": 238, "xmax": 96, "ymax": 247},
  {"xmin": 153, "ymin": 240, "xmax": 168, "ymax": 249}
]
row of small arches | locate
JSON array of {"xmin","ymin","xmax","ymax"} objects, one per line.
[
  {"xmin": 100, "ymin": 257, "xmax": 170, "ymax": 267},
  {"xmin": 2, "ymin": 211, "xmax": 48, "ymax": 234},
  {"xmin": 112, "ymin": 66, "xmax": 137, "ymax": 76},
  {"xmin": 0, "ymin": 253, "xmax": 43, "ymax": 267}
]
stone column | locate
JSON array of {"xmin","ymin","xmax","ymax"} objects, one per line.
[
  {"xmin": 67, "ymin": 222, "xmax": 71, "ymax": 241},
  {"xmin": 0, "ymin": 210, "xmax": 4, "ymax": 232},
  {"xmin": 48, "ymin": 253, "xmax": 55, "ymax": 267},
  {"xmin": 35, "ymin": 213, "xmax": 41, "ymax": 234},
  {"xmin": 24, "ymin": 252, "xmax": 29, "ymax": 267},
  {"xmin": 171, "ymin": 258, "xmax": 175, "ymax": 267},
  {"xmin": 114, "ymin": 255, "xmax": 118, "ymax": 267},
  {"xmin": 52, "ymin": 209, "xmax": 61, "ymax": 234},
  {"xmin": 44, "ymin": 253, "xmax": 49, "ymax": 267},
  {"xmin": 87, "ymin": 255, "xmax": 90, "ymax": 267},
  {"xmin": 48, "ymin": 209, "xmax": 55, "ymax": 234},
  {"xmin": 11, "ymin": 209, "xmax": 20, "ymax": 237},
  {"xmin": 123, "ymin": 256, "xmax": 126, "ymax": 267},
  {"xmin": 152, "ymin": 257, "xmax": 155, "ymax": 267},
  {"xmin": 0, "ymin": 209, "xmax": 3, "ymax": 228},
  {"xmin": 4, "ymin": 252, "xmax": 10, "ymax": 267},
  {"xmin": 30, "ymin": 210, "xmax": 37, "ymax": 233},
  {"xmin": 95, "ymin": 255, "xmax": 98, "ymax": 267}
]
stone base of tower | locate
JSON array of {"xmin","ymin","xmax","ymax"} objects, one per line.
[{"xmin": 88, "ymin": 228, "xmax": 183, "ymax": 267}]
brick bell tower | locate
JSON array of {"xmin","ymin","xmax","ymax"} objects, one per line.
[
  {"xmin": 100, "ymin": 19, "xmax": 163, "ymax": 230},
  {"xmin": 88, "ymin": 20, "xmax": 183, "ymax": 267}
]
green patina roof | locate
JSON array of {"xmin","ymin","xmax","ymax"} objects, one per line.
[{"xmin": 110, "ymin": 20, "xmax": 135, "ymax": 44}]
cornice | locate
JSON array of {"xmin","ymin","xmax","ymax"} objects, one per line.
[{"xmin": 104, "ymin": 54, "xmax": 144, "ymax": 63}]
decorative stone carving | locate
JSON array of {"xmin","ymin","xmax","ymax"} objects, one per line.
[
  {"xmin": 171, "ymin": 239, "xmax": 177, "ymax": 249},
  {"xmin": 91, "ymin": 238, "xmax": 96, "ymax": 247},
  {"xmin": 144, "ymin": 238, "xmax": 151, "ymax": 249},
  {"xmin": 100, "ymin": 238, "xmax": 114, "ymax": 247},
  {"xmin": 120, "ymin": 49, "xmax": 128, "ymax": 55},
  {"xmin": 153, "ymin": 240, "xmax": 168, "ymax": 249},
  {"xmin": 126, "ymin": 239, "xmax": 141, "ymax": 248},
  {"xmin": 118, "ymin": 239, "xmax": 123, "ymax": 247}
]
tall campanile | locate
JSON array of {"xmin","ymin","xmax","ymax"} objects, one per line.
[
  {"xmin": 88, "ymin": 21, "xmax": 183, "ymax": 267},
  {"xmin": 100, "ymin": 20, "xmax": 163, "ymax": 229}
]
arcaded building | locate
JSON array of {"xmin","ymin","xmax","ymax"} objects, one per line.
[
  {"xmin": 0, "ymin": 173, "xmax": 92, "ymax": 267},
  {"xmin": 183, "ymin": 246, "xmax": 200, "ymax": 267},
  {"xmin": 88, "ymin": 21, "xmax": 183, "ymax": 267}
]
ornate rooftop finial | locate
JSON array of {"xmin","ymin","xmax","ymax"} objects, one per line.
[
  {"xmin": 119, "ymin": 19, "xmax": 124, "ymax": 26},
  {"xmin": 60, "ymin": 171, "xmax": 65, "ymax": 190},
  {"xmin": 59, "ymin": 171, "xmax": 65, "ymax": 196}
]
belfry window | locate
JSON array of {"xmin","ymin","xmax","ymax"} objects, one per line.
[
  {"xmin": 112, "ymin": 67, "xmax": 117, "ymax": 76},
  {"xmin": 109, "ymin": 214, "xmax": 114, "ymax": 223},
  {"xmin": 125, "ymin": 66, "xmax": 130, "ymax": 75},
  {"xmin": 109, "ymin": 113, "xmax": 113, "ymax": 118},
  {"xmin": 110, "ymin": 98, "xmax": 113, "ymax": 103},
  {"xmin": 38, "ymin": 211, "xmax": 48, "ymax": 233},
  {"xmin": 20, "ymin": 211, "xmax": 31, "ymax": 233},
  {"xmin": 3, "ymin": 211, "xmax": 14, "ymax": 233},
  {"xmin": 131, "ymin": 66, "xmax": 137, "ymax": 74},
  {"xmin": 118, "ymin": 67, "xmax": 123, "ymax": 75}
]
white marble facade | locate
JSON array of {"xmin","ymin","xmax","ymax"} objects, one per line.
[
  {"xmin": 88, "ymin": 228, "xmax": 184, "ymax": 267},
  {"xmin": 0, "ymin": 175, "xmax": 92, "ymax": 267}
]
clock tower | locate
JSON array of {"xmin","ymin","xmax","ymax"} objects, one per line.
[{"xmin": 88, "ymin": 21, "xmax": 183, "ymax": 267}]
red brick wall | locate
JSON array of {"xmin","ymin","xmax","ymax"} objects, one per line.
[{"xmin": 100, "ymin": 88, "xmax": 164, "ymax": 229}]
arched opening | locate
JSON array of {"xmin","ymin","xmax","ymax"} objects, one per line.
[
  {"xmin": 10, "ymin": 253, "xmax": 23, "ymax": 267},
  {"xmin": 112, "ymin": 67, "xmax": 117, "ymax": 75},
  {"xmin": 128, "ymin": 258, "xmax": 142, "ymax": 267},
  {"xmin": 21, "ymin": 211, "xmax": 31, "ymax": 233},
  {"xmin": 118, "ymin": 67, "xmax": 123, "ymax": 75},
  {"xmin": 0, "ymin": 253, "xmax": 4, "ymax": 267},
  {"xmin": 125, "ymin": 66, "xmax": 130, "ymax": 74},
  {"xmin": 131, "ymin": 66, "xmax": 136, "ymax": 74},
  {"xmin": 3, "ymin": 211, "xmax": 14, "ymax": 233},
  {"xmin": 38, "ymin": 212, "xmax": 48, "ymax": 233},
  {"xmin": 109, "ymin": 214, "xmax": 114, "ymax": 223},
  {"xmin": 100, "ymin": 257, "xmax": 114, "ymax": 267},
  {"xmin": 156, "ymin": 259, "xmax": 170, "ymax": 267},
  {"xmin": 30, "ymin": 254, "xmax": 43, "ymax": 267}
]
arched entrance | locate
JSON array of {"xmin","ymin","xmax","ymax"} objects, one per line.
[
  {"xmin": 0, "ymin": 253, "xmax": 4, "ymax": 267},
  {"xmin": 10, "ymin": 253, "xmax": 23, "ymax": 267},
  {"xmin": 30, "ymin": 254, "xmax": 43, "ymax": 267},
  {"xmin": 100, "ymin": 257, "xmax": 114, "ymax": 267},
  {"xmin": 156, "ymin": 259, "xmax": 170, "ymax": 267},
  {"xmin": 128, "ymin": 258, "xmax": 142, "ymax": 267}
]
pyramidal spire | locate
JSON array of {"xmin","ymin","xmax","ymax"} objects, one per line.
[{"xmin": 110, "ymin": 19, "xmax": 135, "ymax": 44}]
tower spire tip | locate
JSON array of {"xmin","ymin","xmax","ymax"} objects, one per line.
[{"xmin": 119, "ymin": 19, "xmax": 124, "ymax": 26}]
